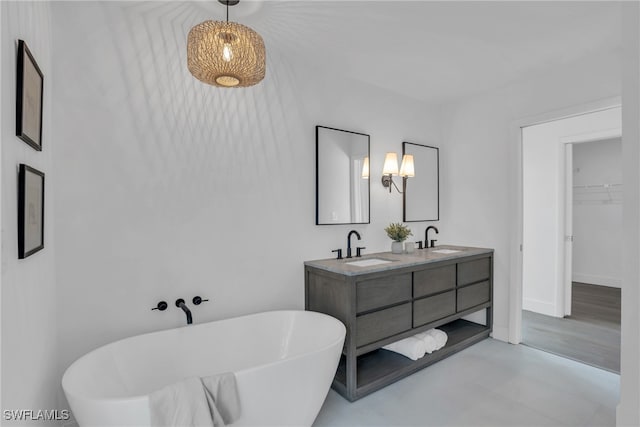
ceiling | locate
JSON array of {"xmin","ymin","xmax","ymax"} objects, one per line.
[{"xmin": 196, "ymin": 1, "xmax": 623, "ymax": 104}]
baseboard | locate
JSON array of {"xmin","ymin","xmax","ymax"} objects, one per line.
[
  {"xmin": 522, "ymin": 298, "xmax": 560, "ymax": 317},
  {"xmin": 573, "ymin": 273, "xmax": 622, "ymax": 288}
]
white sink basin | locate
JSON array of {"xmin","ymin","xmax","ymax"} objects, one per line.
[
  {"xmin": 431, "ymin": 249, "xmax": 461, "ymax": 254},
  {"xmin": 345, "ymin": 258, "xmax": 393, "ymax": 267}
]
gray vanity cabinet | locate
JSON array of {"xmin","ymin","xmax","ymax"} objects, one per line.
[{"xmin": 305, "ymin": 247, "xmax": 493, "ymax": 401}]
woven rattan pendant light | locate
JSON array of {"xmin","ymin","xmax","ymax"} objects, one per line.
[{"xmin": 187, "ymin": 0, "xmax": 265, "ymax": 87}]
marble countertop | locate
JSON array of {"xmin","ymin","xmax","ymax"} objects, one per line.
[{"xmin": 304, "ymin": 245, "xmax": 493, "ymax": 276}]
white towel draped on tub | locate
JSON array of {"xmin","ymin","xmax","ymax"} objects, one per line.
[
  {"xmin": 149, "ymin": 373, "xmax": 240, "ymax": 427},
  {"xmin": 382, "ymin": 336, "xmax": 426, "ymax": 360}
]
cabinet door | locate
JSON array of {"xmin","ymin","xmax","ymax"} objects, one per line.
[
  {"xmin": 356, "ymin": 303, "xmax": 412, "ymax": 347},
  {"xmin": 413, "ymin": 291, "xmax": 456, "ymax": 327},
  {"xmin": 457, "ymin": 258, "xmax": 491, "ymax": 286},
  {"xmin": 356, "ymin": 274, "xmax": 411, "ymax": 313},
  {"xmin": 413, "ymin": 265, "xmax": 456, "ymax": 298},
  {"xmin": 457, "ymin": 281, "xmax": 490, "ymax": 312}
]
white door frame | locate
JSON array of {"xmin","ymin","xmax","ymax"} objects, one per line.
[
  {"xmin": 564, "ymin": 143, "xmax": 574, "ymax": 317},
  {"xmin": 508, "ymin": 97, "xmax": 621, "ymax": 344}
]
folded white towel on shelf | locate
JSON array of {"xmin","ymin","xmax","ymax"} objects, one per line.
[
  {"xmin": 413, "ymin": 331, "xmax": 438, "ymax": 354},
  {"xmin": 429, "ymin": 329, "xmax": 448, "ymax": 349},
  {"xmin": 382, "ymin": 336, "xmax": 426, "ymax": 360},
  {"xmin": 415, "ymin": 329, "xmax": 448, "ymax": 352}
]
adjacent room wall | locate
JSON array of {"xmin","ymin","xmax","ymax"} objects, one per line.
[
  {"xmin": 438, "ymin": 46, "xmax": 621, "ymax": 341},
  {"xmin": 572, "ymin": 138, "xmax": 623, "ymax": 288},
  {"xmin": 51, "ymin": 1, "xmax": 440, "ymax": 407},
  {"xmin": 1, "ymin": 0, "xmax": 59, "ymax": 422}
]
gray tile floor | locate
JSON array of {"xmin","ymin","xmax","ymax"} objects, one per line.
[{"xmin": 314, "ymin": 339, "xmax": 619, "ymax": 426}]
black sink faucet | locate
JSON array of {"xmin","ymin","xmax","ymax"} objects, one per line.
[
  {"xmin": 175, "ymin": 299, "xmax": 192, "ymax": 325},
  {"xmin": 346, "ymin": 230, "xmax": 361, "ymax": 258},
  {"xmin": 425, "ymin": 226, "xmax": 439, "ymax": 248}
]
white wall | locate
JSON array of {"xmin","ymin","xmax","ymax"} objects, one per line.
[
  {"xmin": 1, "ymin": 1, "xmax": 60, "ymax": 423},
  {"xmin": 572, "ymin": 138, "xmax": 622, "ymax": 288},
  {"xmin": 439, "ymin": 46, "xmax": 621, "ymax": 341},
  {"xmin": 521, "ymin": 108, "xmax": 622, "ymax": 318},
  {"xmin": 618, "ymin": 2, "xmax": 640, "ymax": 425},
  {"xmin": 50, "ymin": 1, "xmax": 440, "ymax": 405}
]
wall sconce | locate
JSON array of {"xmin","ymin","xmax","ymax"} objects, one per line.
[{"xmin": 381, "ymin": 152, "xmax": 414, "ymax": 193}]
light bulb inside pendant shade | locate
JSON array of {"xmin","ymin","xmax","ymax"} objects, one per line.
[
  {"xmin": 187, "ymin": 20, "xmax": 265, "ymax": 88},
  {"xmin": 399, "ymin": 154, "xmax": 415, "ymax": 177},
  {"xmin": 382, "ymin": 152, "xmax": 399, "ymax": 175},
  {"xmin": 362, "ymin": 157, "xmax": 370, "ymax": 179},
  {"xmin": 222, "ymin": 43, "xmax": 233, "ymax": 62}
]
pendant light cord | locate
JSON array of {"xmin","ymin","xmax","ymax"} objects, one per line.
[{"xmin": 226, "ymin": 1, "xmax": 229, "ymax": 22}]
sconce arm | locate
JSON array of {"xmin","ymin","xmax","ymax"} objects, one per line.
[{"xmin": 382, "ymin": 175, "xmax": 406, "ymax": 194}]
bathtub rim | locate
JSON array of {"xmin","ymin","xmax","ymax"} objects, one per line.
[{"xmin": 62, "ymin": 309, "xmax": 346, "ymax": 404}]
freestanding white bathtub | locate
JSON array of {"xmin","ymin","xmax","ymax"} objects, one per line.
[{"xmin": 62, "ymin": 310, "xmax": 345, "ymax": 426}]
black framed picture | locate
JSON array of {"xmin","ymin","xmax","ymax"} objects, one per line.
[
  {"xmin": 16, "ymin": 40, "xmax": 44, "ymax": 151},
  {"xmin": 18, "ymin": 164, "xmax": 45, "ymax": 259}
]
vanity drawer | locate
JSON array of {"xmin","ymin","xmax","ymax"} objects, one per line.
[
  {"xmin": 457, "ymin": 281, "xmax": 491, "ymax": 312},
  {"xmin": 413, "ymin": 265, "xmax": 456, "ymax": 298},
  {"xmin": 356, "ymin": 273, "xmax": 411, "ymax": 313},
  {"xmin": 413, "ymin": 290, "xmax": 456, "ymax": 327},
  {"xmin": 457, "ymin": 257, "xmax": 491, "ymax": 286},
  {"xmin": 356, "ymin": 303, "xmax": 412, "ymax": 347}
]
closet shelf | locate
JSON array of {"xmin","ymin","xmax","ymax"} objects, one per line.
[
  {"xmin": 573, "ymin": 183, "xmax": 622, "ymax": 190},
  {"xmin": 573, "ymin": 183, "xmax": 622, "ymax": 205},
  {"xmin": 573, "ymin": 184, "xmax": 622, "ymax": 205}
]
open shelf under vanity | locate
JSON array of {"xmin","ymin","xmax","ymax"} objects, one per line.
[
  {"xmin": 334, "ymin": 319, "xmax": 490, "ymax": 399},
  {"xmin": 305, "ymin": 246, "xmax": 494, "ymax": 401}
]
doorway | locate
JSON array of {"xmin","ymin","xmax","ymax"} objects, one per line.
[{"xmin": 519, "ymin": 106, "xmax": 622, "ymax": 372}]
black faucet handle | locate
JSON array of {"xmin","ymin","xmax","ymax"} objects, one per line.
[
  {"xmin": 332, "ymin": 249, "xmax": 343, "ymax": 260},
  {"xmin": 356, "ymin": 247, "xmax": 366, "ymax": 257},
  {"xmin": 430, "ymin": 239, "xmax": 437, "ymax": 248},
  {"xmin": 416, "ymin": 241, "xmax": 423, "ymax": 250},
  {"xmin": 152, "ymin": 301, "xmax": 168, "ymax": 311},
  {"xmin": 192, "ymin": 296, "xmax": 209, "ymax": 305}
]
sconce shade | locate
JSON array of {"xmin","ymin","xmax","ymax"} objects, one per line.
[
  {"xmin": 400, "ymin": 154, "xmax": 415, "ymax": 177},
  {"xmin": 362, "ymin": 157, "xmax": 370, "ymax": 179},
  {"xmin": 187, "ymin": 20, "xmax": 266, "ymax": 87},
  {"xmin": 382, "ymin": 152, "xmax": 399, "ymax": 175}
]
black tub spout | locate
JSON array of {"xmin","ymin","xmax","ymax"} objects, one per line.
[{"xmin": 175, "ymin": 299, "xmax": 192, "ymax": 325}]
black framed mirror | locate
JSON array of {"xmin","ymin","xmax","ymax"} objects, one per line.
[
  {"xmin": 403, "ymin": 142, "xmax": 439, "ymax": 222},
  {"xmin": 316, "ymin": 126, "xmax": 370, "ymax": 225}
]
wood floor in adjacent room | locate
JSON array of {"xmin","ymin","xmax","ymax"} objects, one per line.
[{"xmin": 522, "ymin": 282, "xmax": 621, "ymax": 373}]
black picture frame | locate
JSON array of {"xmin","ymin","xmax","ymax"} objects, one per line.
[
  {"xmin": 16, "ymin": 40, "xmax": 44, "ymax": 151},
  {"xmin": 18, "ymin": 164, "xmax": 45, "ymax": 259}
]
